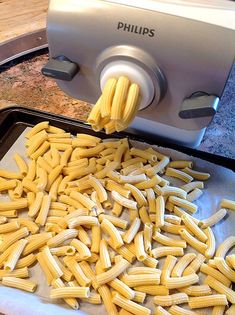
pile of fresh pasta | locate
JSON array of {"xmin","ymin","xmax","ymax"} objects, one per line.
[
  {"xmin": 87, "ymin": 76, "xmax": 140, "ymax": 134},
  {"xmin": 0, "ymin": 121, "xmax": 235, "ymax": 315}
]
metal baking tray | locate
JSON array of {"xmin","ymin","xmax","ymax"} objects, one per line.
[
  {"xmin": 0, "ymin": 106, "xmax": 234, "ymax": 315},
  {"xmin": 0, "ymin": 106, "xmax": 234, "ymax": 171}
]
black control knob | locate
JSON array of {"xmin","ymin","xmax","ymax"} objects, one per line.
[
  {"xmin": 179, "ymin": 92, "xmax": 219, "ymax": 119},
  {"xmin": 41, "ymin": 56, "xmax": 79, "ymax": 81}
]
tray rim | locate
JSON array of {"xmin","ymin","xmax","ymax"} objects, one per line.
[{"xmin": 0, "ymin": 105, "xmax": 234, "ymax": 172}]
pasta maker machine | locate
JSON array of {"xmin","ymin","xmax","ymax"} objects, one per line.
[{"xmin": 42, "ymin": 0, "xmax": 235, "ymax": 147}]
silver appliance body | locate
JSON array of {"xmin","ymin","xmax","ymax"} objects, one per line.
[{"xmin": 46, "ymin": 0, "xmax": 235, "ymax": 147}]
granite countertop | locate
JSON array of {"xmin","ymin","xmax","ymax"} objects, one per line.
[{"xmin": 0, "ymin": 49, "xmax": 234, "ymax": 159}]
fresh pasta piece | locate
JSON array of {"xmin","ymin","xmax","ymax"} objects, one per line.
[
  {"xmin": 127, "ymin": 267, "xmax": 161, "ymax": 275},
  {"xmin": 111, "ymin": 191, "xmax": 137, "ymax": 210},
  {"xmin": 0, "ymin": 267, "xmax": 29, "ymax": 280},
  {"xmin": 169, "ymin": 196, "xmax": 197, "ymax": 214},
  {"xmin": 111, "ymin": 76, "xmax": 130, "ymax": 120},
  {"xmin": 168, "ymin": 305, "xmax": 204, "ymax": 315},
  {"xmin": 200, "ymin": 263, "xmax": 231, "ymax": 287},
  {"xmin": 108, "ymin": 278, "xmax": 135, "ymax": 300},
  {"xmin": 160, "ymin": 222, "xmax": 185, "ymax": 235},
  {"xmin": 180, "ymin": 181, "xmax": 204, "ymax": 193},
  {"xmin": 64, "ymin": 257, "xmax": 91, "ymax": 287},
  {"xmin": 135, "ymin": 175, "xmax": 162, "ymax": 190},
  {"xmin": 0, "ymin": 227, "xmax": 29, "ymax": 252},
  {"xmin": 15, "ymin": 254, "xmax": 37, "ymax": 269},
  {"xmin": 182, "ymin": 167, "xmax": 210, "ymax": 181},
  {"xmin": 2, "ymin": 276, "xmax": 37, "ymax": 292},
  {"xmin": 165, "ymin": 168, "xmax": 193, "ymax": 183},
  {"xmin": 134, "ymin": 231, "xmax": 147, "ymax": 261},
  {"xmin": 154, "ymin": 306, "xmax": 171, "ymax": 315},
  {"xmin": 52, "ymin": 256, "xmax": 74, "ymax": 282},
  {"xmin": 146, "ymin": 156, "xmax": 170, "ymax": 176},
  {"xmin": 100, "ymin": 240, "xmax": 111, "ymax": 270},
  {"xmin": 132, "ymin": 289, "xmax": 146, "ymax": 303},
  {"xmin": 161, "ymin": 186, "xmax": 187, "ymax": 199},
  {"xmin": 188, "ymin": 294, "xmax": 227, "ymax": 309},
  {"xmin": 186, "ymin": 188, "xmax": 203, "ymax": 202},
  {"xmin": 122, "ymin": 218, "xmax": 141, "ymax": 244},
  {"xmin": 139, "ymin": 206, "xmax": 151, "ymax": 224},
  {"xmin": 112, "ymin": 292, "xmax": 151, "ymax": 315},
  {"xmin": 13, "ymin": 153, "xmax": 28, "ymax": 176},
  {"xmin": 199, "ymin": 208, "xmax": 227, "ymax": 229},
  {"xmin": 153, "ymin": 293, "xmax": 189, "ymax": 307},
  {"xmin": 88, "ymin": 175, "xmax": 108, "ymax": 202},
  {"xmin": 81, "ymin": 292, "xmax": 102, "ymax": 305},
  {"xmin": 143, "ymin": 223, "xmax": 153, "ymax": 253},
  {"xmin": 215, "ymin": 236, "xmax": 235, "ymax": 258},
  {"xmin": 161, "ymin": 255, "xmax": 178, "ymax": 285},
  {"xmin": 50, "ymin": 246, "xmax": 75, "ymax": 256},
  {"xmin": 220, "ymin": 198, "xmax": 235, "ymax": 211},
  {"xmin": 183, "ymin": 254, "xmax": 206, "ymax": 276},
  {"xmin": 0, "ymin": 221, "xmax": 20, "ymax": 234},
  {"xmin": 26, "ymin": 130, "xmax": 48, "ymax": 155},
  {"xmin": 133, "ymin": 285, "xmax": 168, "ymax": 296},
  {"xmin": 171, "ymin": 253, "xmax": 196, "ymax": 277},
  {"xmin": 16, "ymin": 218, "xmax": 39, "ymax": 234},
  {"xmin": 226, "ymin": 254, "xmax": 235, "ymax": 269},
  {"xmin": 179, "ymin": 229, "xmax": 207, "ymax": 254},
  {"xmin": 47, "ymin": 229, "xmax": 78, "ymax": 248},
  {"xmin": 151, "ymin": 246, "xmax": 184, "ymax": 259},
  {"xmin": 0, "ymin": 180, "xmax": 17, "ymax": 192},
  {"xmin": 101, "ymin": 219, "xmax": 124, "ymax": 249},
  {"xmin": 28, "ymin": 191, "xmax": 44, "ymax": 217},
  {"xmin": 96, "ymin": 258, "xmax": 130, "ymax": 286},
  {"xmin": 117, "ymin": 83, "xmax": 140, "ymax": 131},
  {"xmin": 155, "ymin": 196, "xmax": 165, "ymax": 228},
  {"xmin": 4, "ymin": 239, "xmax": 28, "ymax": 271},
  {"xmin": 70, "ymin": 238, "xmax": 91, "ymax": 260},
  {"xmin": 99, "ymin": 214, "xmax": 128, "ymax": 230},
  {"xmin": 168, "ymin": 160, "xmax": 193, "ymax": 169},
  {"xmin": 90, "ymin": 225, "xmax": 101, "ymax": 254},
  {"xmin": 26, "ymin": 121, "xmax": 49, "ymax": 139},
  {"xmin": 98, "ymin": 285, "xmax": 118, "ymax": 315},
  {"xmin": 122, "ymin": 273, "xmax": 160, "ymax": 287},
  {"xmin": 153, "ymin": 231, "xmax": 186, "ymax": 248},
  {"xmin": 0, "ymin": 198, "xmax": 28, "ymax": 211},
  {"xmin": 181, "ymin": 214, "xmax": 207, "ymax": 242},
  {"xmin": 41, "ymin": 246, "xmax": 63, "ymax": 279},
  {"xmin": 173, "ymin": 206, "xmax": 199, "ymax": 225},
  {"xmin": 124, "ymin": 184, "xmax": 146, "ymax": 207},
  {"xmin": 214, "ymin": 257, "xmax": 235, "ymax": 282},
  {"xmin": 35, "ymin": 194, "xmax": 51, "ymax": 226},
  {"xmin": 179, "ymin": 285, "xmax": 212, "ymax": 297},
  {"xmin": 51, "ymin": 278, "xmax": 79, "ymax": 310},
  {"xmin": 50, "ymin": 287, "xmax": 90, "ymax": 299},
  {"xmin": 68, "ymin": 216, "xmax": 99, "ymax": 229},
  {"xmin": 204, "ymin": 227, "xmax": 216, "ymax": 259},
  {"xmin": 204, "ymin": 275, "xmax": 235, "ymax": 303},
  {"xmin": 145, "ymin": 188, "xmax": 156, "ymax": 214},
  {"xmin": 79, "ymin": 261, "xmax": 99, "ymax": 291},
  {"xmin": 165, "ymin": 273, "xmax": 199, "ymax": 289},
  {"xmin": 106, "ymin": 180, "xmax": 130, "ymax": 199}
]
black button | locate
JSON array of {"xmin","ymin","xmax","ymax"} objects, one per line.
[{"xmin": 41, "ymin": 56, "xmax": 79, "ymax": 81}]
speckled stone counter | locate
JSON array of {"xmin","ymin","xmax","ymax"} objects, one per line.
[{"xmin": 0, "ymin": 49, "xmax": 234, "ymax": 159}]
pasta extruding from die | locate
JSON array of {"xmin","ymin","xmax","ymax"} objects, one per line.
[{"xmin": 87, "ymin": 76, "xmax": 140, "ymax": 134}]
